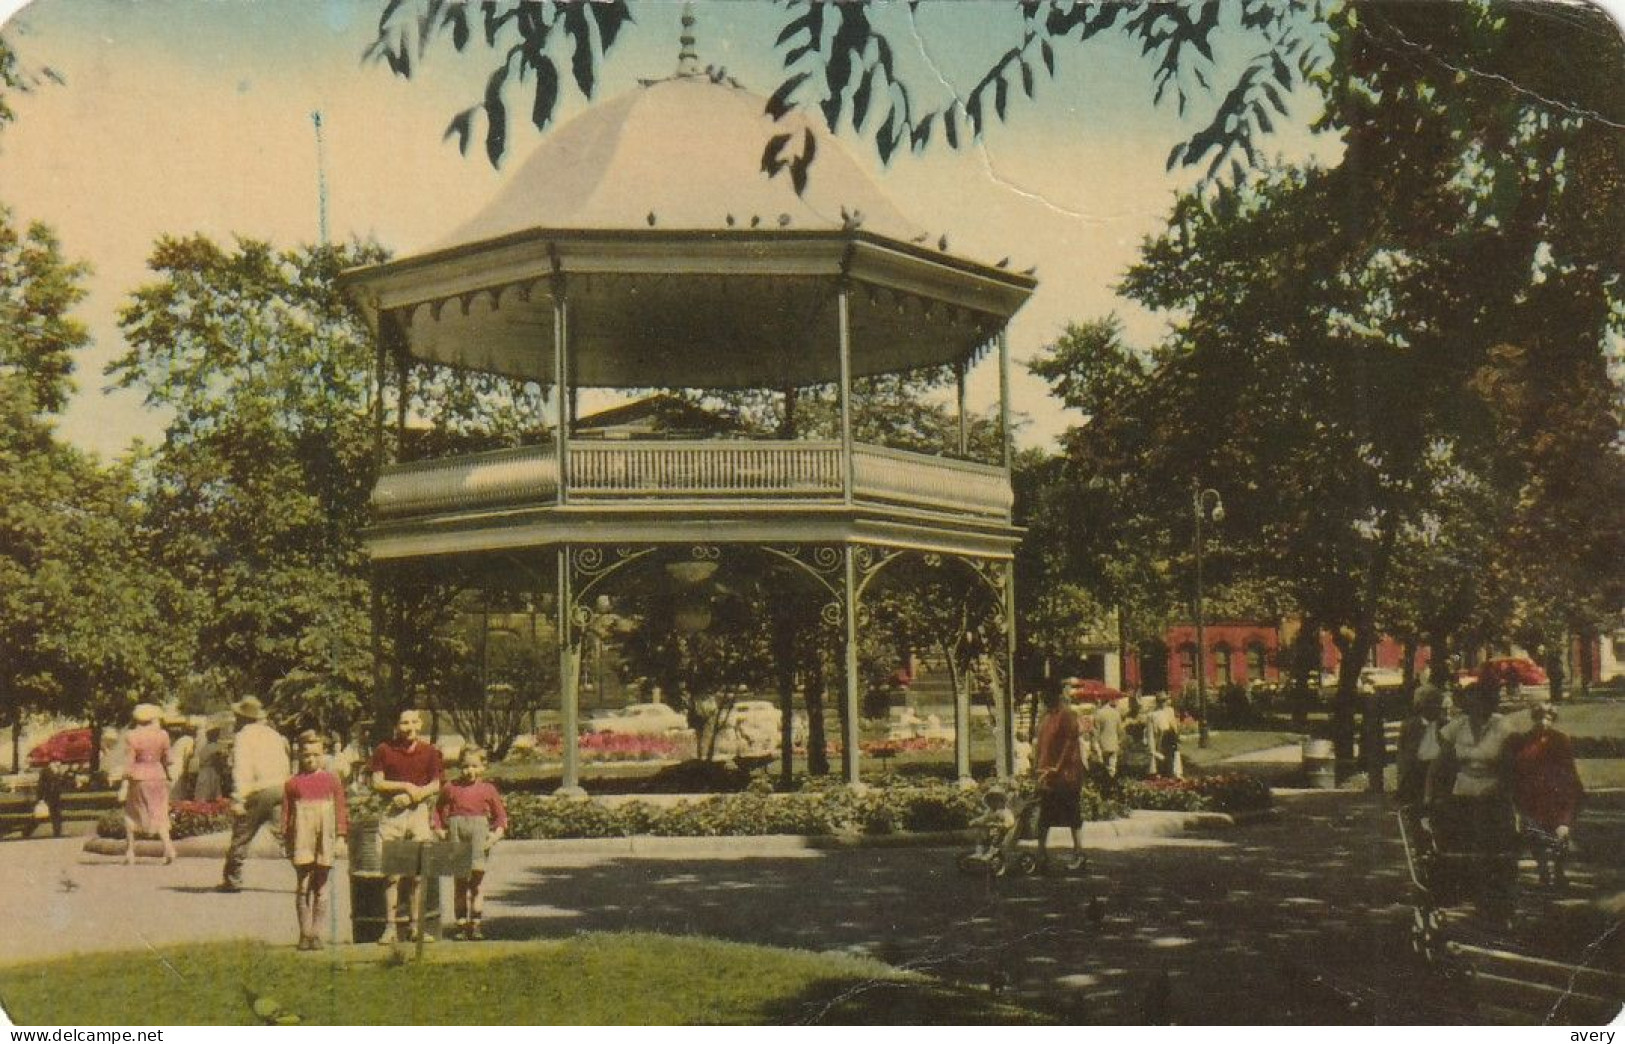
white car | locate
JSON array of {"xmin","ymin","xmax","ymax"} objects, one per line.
[
  {"xmin": 585, "ymin": 702, "xmax": 689, "ymax": 736},
  {"xmin": 729, "ymin": 700, "xmax": 782, "ymax": 732}
]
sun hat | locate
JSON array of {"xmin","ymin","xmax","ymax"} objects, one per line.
[
  {"xmin": 231, "ymin": 696, "xmax": 268, "ymax": 720},
  {"xmin": 132, "ymin": 703, "xmax": 162, "ymax": 725}
]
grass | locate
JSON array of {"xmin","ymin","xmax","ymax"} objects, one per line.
[{"xmin": 0, "ymin": 933, "xmax": 1050, "ymax": 1026}]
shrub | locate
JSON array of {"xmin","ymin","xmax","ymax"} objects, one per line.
[
  {"xmin": 96, "ymin": 798, "xmax": 238, "ymax": 840},
  {"xmin": 499, "ymin": 777, "xmax": 1125, "ymax": 841},
  {"xmin": 1120, "ymin": 774, "xmax": 1272, "ymax": 814}
]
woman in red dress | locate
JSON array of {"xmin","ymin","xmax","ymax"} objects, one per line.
[
  {"xmin": 1034, "ymin": 686, "xmax": 1088, "ymax": 871},
  {"xmin": 1512, "ymin": 703, "xmax": 1584, "ymax": 888}
]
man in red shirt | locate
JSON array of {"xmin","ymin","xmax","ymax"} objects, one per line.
[{"xmin": 369, "ymin": 709, "xmax": 443, "ymax": 942}]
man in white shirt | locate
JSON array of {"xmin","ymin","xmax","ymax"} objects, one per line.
[
  {"xmin": 217, "ymin": 696, "xmax": 291, "ymax": 893},
  {"xmin": 1094, "ymin": 698, "xmax": 1124, "ymax": 780}
]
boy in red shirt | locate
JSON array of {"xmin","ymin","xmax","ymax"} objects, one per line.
[
  {"xmin": 435, "ymin": 746, "xmax": 508, "ymax": 940},
  {"xmin": 283, "ymin": 731, "xmax": 348, "ymax": 950},
  {"xmin": 369, "ymin": 709, "xmax": 443, "ymax": 942}
]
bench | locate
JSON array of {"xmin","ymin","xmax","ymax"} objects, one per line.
[
  {"xmin": 1445, "ymin": 942, "xmax": 1624, "ymax": 1025},
  {"xmin": 0, "ymin": 791, "xmax": 119, "ymax": 838}
]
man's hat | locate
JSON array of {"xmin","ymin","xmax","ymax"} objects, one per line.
[{"xmin": 231, "ymin": 696, "xmax": 268, "ymax": 720}]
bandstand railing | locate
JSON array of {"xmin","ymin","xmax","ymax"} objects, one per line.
[{"xmin": 371, "ymin": 440, "xmax": 1011, "ymax": 519}]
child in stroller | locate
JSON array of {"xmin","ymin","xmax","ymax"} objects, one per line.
[{"xmin": 958, "ymin": 783, "xmax": 1043, "ymax": 877}]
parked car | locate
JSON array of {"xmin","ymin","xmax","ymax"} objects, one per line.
[
  {"xmin": 27, "ymin": 728, "xmax": 95, "ymax": 768},
  {"xmin": 584, "ymin": 702, "xmax": 688, "ymax": 736},
  {"xmin": 728, "ymin": 700, "xmax": 782, "ymax": 732}
]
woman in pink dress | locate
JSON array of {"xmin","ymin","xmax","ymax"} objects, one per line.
[{"xmin": 120, "ymin": 702, "xmax": 176, "ymax": 864}]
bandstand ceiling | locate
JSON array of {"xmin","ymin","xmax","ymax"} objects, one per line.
[{"xmin": 344, "ymin": 70, "xmax": 1034, "ymax": 390}]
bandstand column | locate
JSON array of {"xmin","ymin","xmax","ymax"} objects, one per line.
[
  {"xmin": 842, "ymin": 546, "xmax": 862, "ymax": 787},
  {"xmin": 556, "ymin": 546, "xmax": 584, "ymax": 796},
  {"xmin": 954, "ymin": 649, "xmax": 972, "ymax": 785},
  {"xmin": 838, "ymin": 283, "xmax": 854, "ymax": 504},
  {"xmin": 1001, "ymin": 560, "xmax": 1018, "ymax": 779},
  {"xmin": 998, "ymin": 329, "xmax": 1012, "ymax": 471},
  {"xmin": 553, "ymin": 278, "xmax": 571, "ymax": 505}
]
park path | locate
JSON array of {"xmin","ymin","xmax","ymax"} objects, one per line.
[{"xmin": 1, "ymin": 791, "xmax": 1620, "ymax": 1025}]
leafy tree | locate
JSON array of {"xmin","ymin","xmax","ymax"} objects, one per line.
[
  {"xmin": 37, "ymin": 450, "xmax": 194, "ymax": 769},
  {"xmin": 367, "ymin": 0, "xmax": 1332, "ymax": 183},
  {"xmin": 1038, "ymin": 1, "xmax": 1624, "ymax": 762},
  {"xmin": 427, "ymin": 593, "xmax": 558, "ymax": 762},
  {"xmin": 106, "ymin": 238, "xmax": 386, "ymax": 723},
  {"xmin": 0, "ymin": 203, "xmax": 93, "ymax": 758}
]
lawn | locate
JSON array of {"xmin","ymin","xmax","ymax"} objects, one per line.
[{"xmin": 0, "ymin": 934, "xmax": 1049, "ymax": 1026}]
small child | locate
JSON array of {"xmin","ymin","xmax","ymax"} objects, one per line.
[
  {"xmin": 435, "ymin": 746, "xmax": 508, "ymax": 940},
  {"xmin": 969, "ymin": 787, "xmax": 1017, "ymax": 862},
  {"xmin": 282, "ymin": 730, "xmax": 349, "ymax": 951}
]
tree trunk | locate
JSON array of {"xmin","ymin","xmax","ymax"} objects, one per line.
[
  {"xmin": 1425, "ymin": 631, "xmax": 1452, "ymax": 686},
  {"xmin": 1401, "ymin": 638, "xmax": 1417, "ymax": 691},
  {"xmin": 1545, "ymin": 631, "xmax": 1566, "ymax": 704},
  {"xmin": 1330, "ymin": 631, "xmax": 1361, "ymax": 767},
  {"xmin": 1288, "ymin": 621, "xmax": 1320, "ymax": 730},
  {"xmin": 771, "ymin": 609, "xmax": 798, "ymax": 788},
  {"xmin": 832, "ymin": 647, "xmax": 853, "ymax": 780},
  {"xmin": 806, "ymin": 654, "xmax": 829, "ymax": 777}
]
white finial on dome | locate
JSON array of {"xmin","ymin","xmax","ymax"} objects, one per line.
[{"xmin": 676, "ymin": 2, "xmax": 701, "ymax": 77}]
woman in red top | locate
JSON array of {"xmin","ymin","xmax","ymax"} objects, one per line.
[
  {"xmin": 435, "ymin": 746, "xmax": 508, "ymax": 940},
  {"xmin": 1512, "ymin": 704, "xmax": 1584, "ymax": 888},
  {"xmin": 120, "ymin": 703, "xmax": 175, "ymax": 865},
  {"xmin": 283, "ymin": 731, "xmax": 349, "ymax": 950},
  {"xmin": 1035, "ymin": 686, "xmax": 1088, "ymax": 871}
]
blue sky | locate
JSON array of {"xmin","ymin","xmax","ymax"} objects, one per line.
[{"xmin": 0, "ymin": 0, "xmax": 1348, "ymax": 457}]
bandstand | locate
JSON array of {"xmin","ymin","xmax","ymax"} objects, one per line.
[{"xmin": 341, "ymin": 17, "xmax": 1036, "ymax": 792}]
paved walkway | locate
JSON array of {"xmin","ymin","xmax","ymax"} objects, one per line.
[{"xmin": 1, "ymin": 792, "xmax": 1620, "ymax": 1025}]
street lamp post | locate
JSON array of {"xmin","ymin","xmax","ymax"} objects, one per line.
[{"xmin": 1192, "ymin": 479, "xmax": 1225, "ymax": 749}]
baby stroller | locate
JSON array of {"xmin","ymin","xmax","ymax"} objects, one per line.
[
  {"xmin": 957, "ymin": 780, "xmax": 1044, "ymax": 877},
  {"xmin": 1396, "ymin": 806, "xmax": 1518, "ymax": 964}
]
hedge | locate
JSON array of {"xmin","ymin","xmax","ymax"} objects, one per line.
[{"xmin": 502, "ymin": 780, "xmax": 1129, "ymax": 841}]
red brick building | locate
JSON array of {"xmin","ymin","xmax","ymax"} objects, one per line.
[{"xmin": 1121, "ymin": 620, "xmax": 1420, "ymax": 693}]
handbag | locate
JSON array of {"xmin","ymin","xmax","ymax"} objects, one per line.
[{"xmin": 32, "ymin": 800, "xmax": 50, "ymax": 821}]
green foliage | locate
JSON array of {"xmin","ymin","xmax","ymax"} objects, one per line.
[
  {"xmin": 109, "ymin": 238, "xmax": 387, "ymax": 716},
  {"xmin": 0, "ymin": 935, "xmax": 1051, "ymax": 1025},
  {"xmin": 96, "ymin": 798, "xmax": 235, "ymax": 840},
  {"xmin": 1120, "ymin": 774, "xmax": 1272, "ymax": 814},
  {"xmin": 501, "ymin": 778, "xmax": 1113, "ymax": 841},
  {"xmin": 375, "ymin": 0, "xmax": 1326, "ymax": 187}
]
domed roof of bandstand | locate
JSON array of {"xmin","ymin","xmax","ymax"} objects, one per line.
[
  {"xmin": 435, "ymin": 69, "xmax": 924, "ymax": 248},
  {"xmin": 344, "ymin": 13, "xmax": 1034, "ymax": 390}
]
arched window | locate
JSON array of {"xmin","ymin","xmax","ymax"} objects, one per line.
[
  {"xmin": 1176, "ymin": 644, "xmax": 1197, "ymax": 688},
  {"xmin": 1213, "ymin": 644, "xmax": 1233, "ymax": 685},
  {"xmin": 1246, "ymin": 642, "xmax": 1269, "ymax": 682}
]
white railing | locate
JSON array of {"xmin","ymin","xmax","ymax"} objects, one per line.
[
  {"xmin": 569, "ymin": 440, "xmax": 842, "ymax": 496},
  {"xmin": 373, "ymin": 441, "xmax": 1010, "ymax": 519},
  {"xmin": 853, "ymin": 444, "xmax": 1013, "ymax": 517}
]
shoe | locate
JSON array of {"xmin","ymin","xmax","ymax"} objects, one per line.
[
  {"xmin": 467, "ymin": 922, "xmax": 484, "ymax": 941},
  {"xmin": 215, "ymin": 882, "xmax": 241, "ymax": 894},
  {"xmin": 296, "ymin": 937, "xmax": 315, "ymax": 952},
  {"xmin": 1066, "ymin": 854, "xmax": 1088, "ymax": 872}
]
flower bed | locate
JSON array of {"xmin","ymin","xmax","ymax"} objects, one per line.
[
  {"xmin": 1119, "ymin": 774, "xmax": 1272, "ymax": 814},
  {"xmin": 96, "ymin": 798, "xmax": 235, "ymax": 840},
  {"xmin": 503, "ymin": 779, "xmax": 1125, "ymax": 840},
  {"xmin": 526, "ymin": 730, "xmax": 686, "ymax": 762}
]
